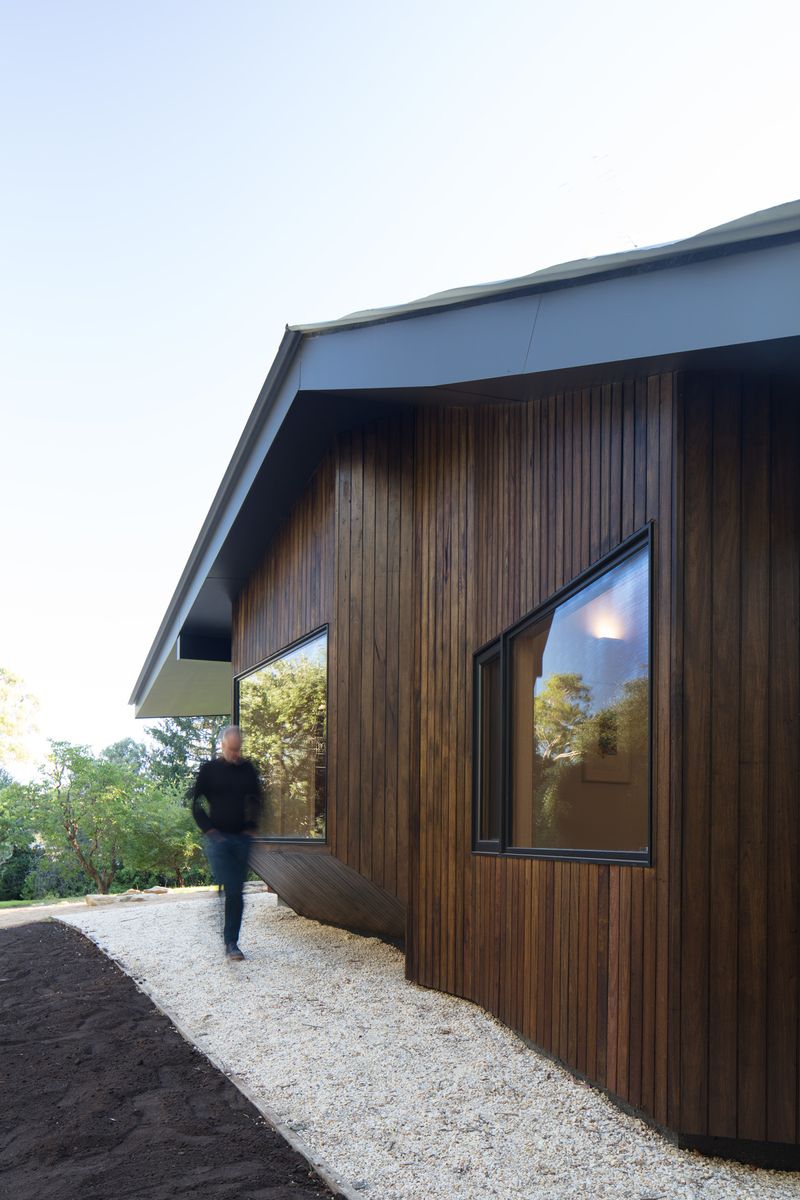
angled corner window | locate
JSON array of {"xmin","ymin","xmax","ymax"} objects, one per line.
[
  {"xmin": 474, "ymin": 644, "xmax": 502, "ymax": 851},
  {"xmin": 473, "ymin": 533, "xmax": 651, "ymax": 865},
  {"xmin": 236, "ymin": 628, "xmax": 328, "ymax": 840}
]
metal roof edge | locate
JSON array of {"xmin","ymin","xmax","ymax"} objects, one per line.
[
  {"xmin": 129, "ymin": 327, "xmax": 304, "ymax": 707},
  {"xmin": 289, "ymin": 199, "xmax": 800, "ymax": 336},
  {"xmin": 130, "ymin": 197, "xmax": 800, "ymax": 713}
]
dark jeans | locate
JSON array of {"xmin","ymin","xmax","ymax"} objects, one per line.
[{"xmin": 204, "ymin": 832, "xmax": 251, "ymax": 946}]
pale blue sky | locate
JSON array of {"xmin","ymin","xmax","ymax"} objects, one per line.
[{"xmin": 1, "ymin": 0, "xmax": 798, "ymax": 762}]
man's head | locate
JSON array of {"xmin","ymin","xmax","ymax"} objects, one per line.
[{"xmin": 220, "ymin": 725, "xmax": 242, "ymax": 763}]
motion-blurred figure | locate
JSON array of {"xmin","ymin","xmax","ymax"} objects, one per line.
[{"xmin": 192, "ymin": 725, "xmax": 263, "ymax": 961}]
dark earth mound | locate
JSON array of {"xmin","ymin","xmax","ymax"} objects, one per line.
[{"xmin": 0, "ymin": 920, "xmax": 334, "ymax": 1200}]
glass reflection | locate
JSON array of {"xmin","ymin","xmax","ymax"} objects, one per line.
[
  {"xmin": 238, "ymin": 630, "xmax": 327, "ymax": 839},
  {"xmin": 510, "ymin": 546, "xmax": 649, "ymax": 853}
]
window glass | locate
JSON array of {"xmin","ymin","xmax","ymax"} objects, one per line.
[
  {"xmin": 477, "ymin": 651, "xmax": 501, "ymax": 845},
  {"xmin": 509, "ymin": 546, "xmax": 649, "ymax": 854},
  {"xmin": 238, "ymin": 630, "xmax": 327, "ymax": 839}
]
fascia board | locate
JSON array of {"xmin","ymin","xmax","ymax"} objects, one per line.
[
  {"xmin": 524, "ymin": 239, "xmax": 800, "ymax": 374},
  {"xmin": 298, "ymin": 241, "xmax": 800, "ymax": 394},
  {"xmin": 292, "ymin": 198, "xmax": 800, "ymax": 335}
]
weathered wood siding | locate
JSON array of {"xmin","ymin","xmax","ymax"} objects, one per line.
[
  {"xmin": 233, "ymin": 370, "xmax": 800, "ymax": 1152},
  {"xmin": 407, "ymin": 377, "xmax": 678, "ymax": 1130},
  {"xmin": 232, "ymin": 411, "xmax": 415, "ymax": 907},
  {"xmin": 677, "ymin": 376, "xmax": 800, "ymax": 1146}
]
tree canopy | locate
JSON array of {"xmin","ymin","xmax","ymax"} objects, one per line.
[
  {"xmin": 145, "ymin": 716, "xmax": 229, "ymax": 795},
  {"xmin": 0, "ymin": 714, "xmax": 230, "ymax": 899},
  {"xmin": 0, "ymin": 667, "xmax": 38, "ymax": 767},
  {"xmin": 239, "ymin": 654, "xmax": 326, "ymax": 838}
]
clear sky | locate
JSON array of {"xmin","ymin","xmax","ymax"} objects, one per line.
[{"xmin": 1, "ymin": 0, "xmax": 798, "ymax": 764}]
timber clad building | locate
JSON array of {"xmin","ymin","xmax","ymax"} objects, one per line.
[{"xmin": 132, "ymin": 202, "xmax": 800, "ymax": 1167}]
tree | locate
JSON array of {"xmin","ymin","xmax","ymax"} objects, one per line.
[
  {"xmin": 103, "ymin": 738, "xmax": 149, "ymax": 773},
  {"xmin": 26, "ymin": 741, "xmax": 143, "ymax": 894},
  {"xmin": 0, "ymin": 770, "xmax": 43, "ymax": 899},
  {"xmin": 145, "ymin": 716, "xmax": 229, "ymax": 796},
  {"xmin": 531, "ymin": 670, "xmax": 649, "ymax": 844},
  {"xmin": 532, "ymin": 673, "xmax": 592, "ymax": 841},
  {"xmin": 533, "ymin": 672, "xmax": 592, "ymax": 765},
  {"xmin": 0, "ymin": 770, "xmax": 32, "ymax": 863},
  {"xmin": 239, "ymin": 653, "xmax": 326, "ymax": 837},
  {"xmin": 125, "ymin": 785, "xmax": 206, "ymax": 887},
  {"xmin": 0, "ymin": 667, "xmax": 38, "ymax": 767}
]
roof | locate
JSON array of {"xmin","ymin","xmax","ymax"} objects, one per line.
[
  {"xmin": 292, "ymin": 199, "xmax": 800, "ymax": 334},
  {"xmin": 130, "ymin": 199, "xmax": 800, "ymax": 718}
]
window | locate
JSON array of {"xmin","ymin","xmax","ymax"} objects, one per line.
[
  {"xmin": 473, "ymin": 533, "xmax": 651, "ymax": 864},
  {"xmin": 236, "ymin": 628, "xmax": 328, "ymax": 840},
  {"xmin": 474, "ymin": 645, "xmax": 502, "ymax": 850}
]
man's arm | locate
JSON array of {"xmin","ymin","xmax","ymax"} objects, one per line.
[{"xmin": 191, "ymin": 764, "xmax": 213, "ymax": 833}]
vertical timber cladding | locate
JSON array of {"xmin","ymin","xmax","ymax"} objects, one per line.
[
  {"xmin": 232, "ymin": 410, "xmax": 416, "ymax": 907},
  {"xmin": 678, "ymin": 374, "xmax": 800, "ymax": 1146},
  {"xmin": 233, "ymin": 370, "xmax": 800, "ymax": 1147},
  {"xmin": 408, "ymin": 377, "xmax": 678, "ymax": 1130},
  {"xmin": 333, "ymin": 412, "xmax": 415, "ymax": 905},
  {"xmin": 232, "ymin": 454, "xmax": 336, "ymax": 679}
]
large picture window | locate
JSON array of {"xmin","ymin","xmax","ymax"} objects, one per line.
[
  {"xmin": 237, "ymin": 628, "xmax": 327, "ymax": 840},
  {"xmin": 473, "ymin": 533, "xmax": 651, "ymax": 865}
]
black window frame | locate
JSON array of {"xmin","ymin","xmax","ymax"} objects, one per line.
[
  {"xmin": 234, "ymin": 623, "xmax": 330, "ymax": 845},
  {"xmin": 472, "ymin": 525, "xmax": 653, "ymax": 867},
  {"xmin": 473, "ymin": 642, "xmax": 503, "ymax": 853}
]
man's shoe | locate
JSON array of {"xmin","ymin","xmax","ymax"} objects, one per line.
[{"xmin": 225, "ymin": 943, "xmax": 245, "ymax": 961}]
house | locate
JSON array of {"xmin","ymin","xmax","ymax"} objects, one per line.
[{"xmin": 131, "ymin": 200, "xmax": 800, "ymax": 1167}]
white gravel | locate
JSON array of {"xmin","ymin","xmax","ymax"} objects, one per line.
[{"xmin": 61, "ymin": 894, "xmax": 800, "ymax": 1200}]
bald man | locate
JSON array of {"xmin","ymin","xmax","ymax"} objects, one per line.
[{"xmin": 192, "ymin": 725, "xmax": 263, "ymax": 960}]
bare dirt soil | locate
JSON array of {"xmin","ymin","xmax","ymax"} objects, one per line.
[{"xmin": 0, "ymin": 920, "xmax": 334, "ymax": 1200}]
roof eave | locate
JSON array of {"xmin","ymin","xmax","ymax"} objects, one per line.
[{"xmin": 128, "ymin": 327, "xmax": 304, "ymax": 708}]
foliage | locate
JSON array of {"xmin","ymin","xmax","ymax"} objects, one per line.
[
  {"xmin": 239, "ymin": 652, "xmax": 326, "ymax": 837},
  {"xmin": 0, "ymin": 715, "xmax": 232, "ymax": 899},
  {"xmin": 123, "ymin": 784, "xmax": 207, "ymax": 887},
  {"xmin": 532, "ymin": 671, "xmax": 648, "ymax": 843},
  {"xmin": 0, "ymin": 775, "xmax": 33, "ymax": 869},
  {"xmin": 533, "ymin": 673, "xmax": 592, "ymax": 765},
  {"xmin": 103, "ymin": 738, "xmax": 149, "ymax": 773},
  {"xmin": 0, "ymin": 667, "xmax": 38, "ymax": 766},
  {"xmin": 19, "ymin": 847, "xmax": 92, "ymax": 901},
  {"xmin": 23, "ymin": 742, "xmax": 144, "ymax": 894},
  {"xmin": 145, "ymin": 716, "xmax": 229, "ymax": 796},
  {"xmin": 0, "ymin": 845, "xmax": 38, "ymax": 901}
]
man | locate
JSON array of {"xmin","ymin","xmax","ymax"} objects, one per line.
[{"xmin": 192, "ymin": 725, "xmax": 263, "ymax": 961}]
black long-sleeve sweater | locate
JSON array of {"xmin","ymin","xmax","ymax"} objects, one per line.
[{"xmin": 191, "ymin": 758, "xmax": 263, "ymax": 835}]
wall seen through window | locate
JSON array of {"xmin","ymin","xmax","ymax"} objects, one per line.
[{"xmin": 237, "ymin": 629, "xmax": 327, "ymax": 840}]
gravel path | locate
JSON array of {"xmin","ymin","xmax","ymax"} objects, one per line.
[{"xmin": 61, "ymin": 895, "xmax": 800, "ymax": 1200}]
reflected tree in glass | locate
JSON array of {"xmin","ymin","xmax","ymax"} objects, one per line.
[
  {"xmin": 511, "ymin": 544, "xmax": 650, "ymax": 854},
  {"xmin": 238, "ymin": 632, "xmax": 327, "ymax": 839}
]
